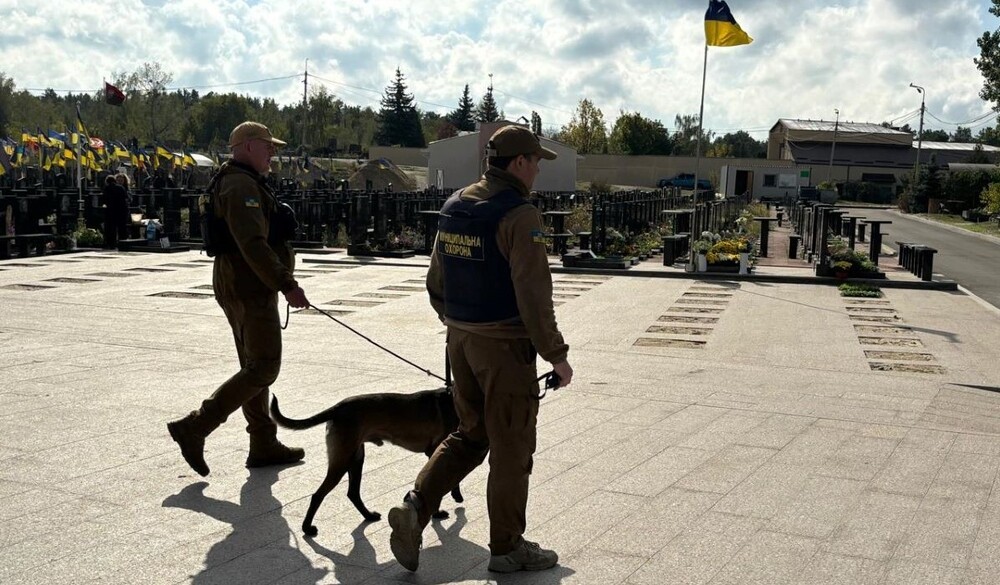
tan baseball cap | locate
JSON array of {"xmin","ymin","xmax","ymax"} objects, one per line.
[
  {"xmin": 229, "ymin": 121, "xmax": 287, "ymax": 148},
  {"xmin": 489, "ymin": 125, "xmax": 557, "ymax": 160}
]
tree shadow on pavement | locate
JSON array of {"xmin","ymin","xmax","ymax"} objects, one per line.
[{"xmin": 162, "ymin": 468, "xmax": 327, "ymax": 585}]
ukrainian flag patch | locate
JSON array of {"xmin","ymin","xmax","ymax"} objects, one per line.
[
  {"xmin": 245, "ymin": 196, "xmax": 260, "ymax": 208},
  {"xmin": 530, "ymin": 229, "xmax": 547, "ymax": 244}
]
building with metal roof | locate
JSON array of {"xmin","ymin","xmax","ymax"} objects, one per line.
[{"xmin": 768, "ymin": 118, "xmax": 1000, "ymax": 169}]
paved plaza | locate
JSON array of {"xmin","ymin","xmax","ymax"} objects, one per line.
[{"xmin": 2, "ymin": 248, "xmax": 999, "ymax": 584}]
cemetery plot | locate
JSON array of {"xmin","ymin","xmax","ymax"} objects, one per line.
[
  {"xmin": 657, "ymin": 315, "xmax": 719, "ymax": 324},
  {"xmin": 1, "ymin": 283, "xmax": 57, "ymax": 291},
  {"xmin": 676, "ymin": 298, "xmax": 729, "ymax": 305},
  {"xmin": 86, "ymin": 272, "xmax": 140, "ymax": 278},
  {"xmin": 841, "ymin": 294, "xmax": 942, "ymax": 374},
  {"xmin": 646, "ymin": 325, "xmax": 713, "ymax": 336},
  {"xmin": 666, "ymin": 306, "xmax": 725, "ymax": 314},
  {"xmin": 863, "ymin": 350, "xmax": 936, "ymax": 362},
  {"xmin": 858, "ymin": 337, "xmax": 923, "ymax": 347},
  {"xmin": 126, "ymin": 267, "xmax": 176, "ymax": 272},
  {"xmin": 556, "ymin": 279, "xmax": 605, "ymax": 286},
  {"xmin": 635, "ymin": 283, "xmax": 738, "ymax": 350},
  {"xmin": 854, "ymin": 325, "xmax": 913, "ymax": 336},
  {"xmin": 681, "ymin": 292, "xmax": 733, "ymax": 298},
  {"xmin": 355, "ymin": 292, "xmax": 407, "ymax": 299},
  {"xmin": 848, "ymin": 315, "xmax": 901, "ymax": 323},
  {"xmin": 379, "ymin": 285, "xmax": 424, "ymax": 292},
  {"xmin": 845, "ymin": 307, "xmax": 897, "ymax": 314},
  {"xmin": 43, "ymin": 278, "xmax": 100, "ymax": 284},
  {"xmin": 294, "ymin": 308, "xmax": 353, "ymax": 317},
  {"xmin": 633, "ymin": 338, "xmax": 706, "ymax": 349},
  {"xmin": 869, "ymin": 362, "xmax": 946, "ymax": 374},
  {"xmin": 324, "ymin": 299, "xmax": 385, "ymax": 307},
  {"xmin": 148, "ymin": 291, "xmax": 214, "ymax": 299}
]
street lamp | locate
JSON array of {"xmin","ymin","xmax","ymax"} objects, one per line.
[
  {"xmin": 827, "ymin": 108, "xmax": 839, "ymax": 182},
  {"xmin": 909, "ymin": 83, "xmax": 925, "ymax": 173}
]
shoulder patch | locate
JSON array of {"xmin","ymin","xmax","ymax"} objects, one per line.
[
  {"xmin": 530, "ymin": 229, "xmax": 548, "ymax": 244},
  {"xmin": 244, "ymin": 196, "xmax": 260, "ymax": 208}
]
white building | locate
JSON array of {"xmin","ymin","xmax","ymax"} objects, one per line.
[{"xmin": 426, "ymin": 122, "xmax": 578, "ymax": 192}]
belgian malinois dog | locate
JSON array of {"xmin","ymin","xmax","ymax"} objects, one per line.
[{"xmin": 270, "ymin": 388, "xmax": 464, "ymax": 536}]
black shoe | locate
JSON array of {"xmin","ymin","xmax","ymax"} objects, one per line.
[
  {"xmin": 167, "ymin": 414, "xmax": 209, "ymax": 476},
  {"xmin": 246, "ymin": 440, "xmax": 304, "ymax": 468}
]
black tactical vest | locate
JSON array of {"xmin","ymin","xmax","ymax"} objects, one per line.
[{"xmin": 438, "ymin": 188, "xmax": 528, "ymax": 323}]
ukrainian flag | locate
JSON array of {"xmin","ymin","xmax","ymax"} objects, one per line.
[{"xmin": 705, "ymin": 0, "xmax": 752, "ymax": 47}]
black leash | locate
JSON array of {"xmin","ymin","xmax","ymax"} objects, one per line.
[
  {"xmin": 282, "ymin": 303, "xmax": 559, "ymax": 396},
  {"xmin": 283, "ymin": 303, "xmax": 447, "ymax": 383}
]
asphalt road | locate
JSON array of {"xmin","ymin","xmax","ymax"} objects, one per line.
[{"xmin": 850, "ymin": 207, "xmax": 1000, "ymax": 309}]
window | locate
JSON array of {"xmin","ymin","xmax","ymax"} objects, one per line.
[{"xmin": 763, "ymin": 174, "xmax": 777, "ymax": 187}]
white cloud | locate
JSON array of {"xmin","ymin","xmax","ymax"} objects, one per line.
[{"xmin": 1, "ymin": 0, "xmax": 996, "ymax": 138}]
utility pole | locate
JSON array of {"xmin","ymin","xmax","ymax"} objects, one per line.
[
  {"xmin": 302, "ymin": 59, "xmax": 309, "ymax": 151},
  {"xmin": 827, "ymin": 108, "xmax": 839, "ymax": 182},
  {"xmin": 910, "ymin": 83, "xmax": 925, "ymax": 178}
]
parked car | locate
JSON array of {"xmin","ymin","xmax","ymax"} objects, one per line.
[{"xmin": 657, "ymin": 173, "xmax": 712, "ymax": 190}]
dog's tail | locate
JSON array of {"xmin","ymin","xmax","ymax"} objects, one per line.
[{"xmin": 270, "ymin": 395, "xmax": 335, "ymax": 430}]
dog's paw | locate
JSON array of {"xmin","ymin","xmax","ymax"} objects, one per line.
[
  {"xmin": 303, "ymin": 524, "xmax": 319, "ymax": 537},
  {"xmin": 431, "ymin": 510, "xmax": 450, "ymax": 520},
  {"xmin": 364, "ymin": 512, "xmax": 382, "ymax": 522}
]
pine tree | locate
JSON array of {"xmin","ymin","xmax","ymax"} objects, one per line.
[
  {"xmin": 475, "ymin": 82, "xmax": 503, "ymax": 123},
  {"xmin": 374, "ymin": 68, "xmax": 426, "ymax": 147},
  {"xmin": 448, "ymin": 85, "xmax": 476, "ymax": 132}
]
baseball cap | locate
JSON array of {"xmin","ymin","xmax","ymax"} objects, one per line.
[
  {"xmin": 488, "ymin": 125, "xmax": 557, "ymax": 160},
  {"xmin": 229, "ymin": 121, "xmax": 287, "ymax": 148}
]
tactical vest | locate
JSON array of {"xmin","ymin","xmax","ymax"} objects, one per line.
[
  {"xmin": 438, "ymin": 188, "xmax": 528, "ymax": 323},
  {"xmin": 200, "ymin": 162, "xmax": 297, "ymax": 257}
]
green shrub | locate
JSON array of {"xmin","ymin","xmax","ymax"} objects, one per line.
[
  {"xmin": 72, "ymin": 227, "xmax": 104, "ymax": 248},
  {"xmin": 839, "ymin": 283, "xmax": 882, "ymax": 297}
]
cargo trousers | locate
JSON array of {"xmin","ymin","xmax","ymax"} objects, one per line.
[
  {"xmin": 196, "ymin": 294, "xmax": 283, "ymax": 441},
  {"xmin": 411, "ymin": 327, "xmax": 540, "ymax": 555}
]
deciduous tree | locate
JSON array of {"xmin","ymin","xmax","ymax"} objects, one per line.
[{"xmin": 558, "ymin": 99, "xmax": 607, "ymax": 154}]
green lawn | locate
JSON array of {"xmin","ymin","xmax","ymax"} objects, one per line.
[{"xmin": 916, "ymin": 213, "xmax": 1000, "ymax": 238}]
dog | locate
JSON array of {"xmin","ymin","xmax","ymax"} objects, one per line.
[{"xmin": 270, "ymin": 387, "xmax": 464, "ymax": 537}]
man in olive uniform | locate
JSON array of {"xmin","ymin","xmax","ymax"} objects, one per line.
[
  {"xmin": 388, "ymin": 124, "xmax": 573, "ymax": 573},
  {"xmin": 167, "ymin": 121, "xmax": 309, "ymax": 476}
]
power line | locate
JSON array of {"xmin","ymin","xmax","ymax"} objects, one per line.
[{"xmin": 22, "ymin": 73, "xmax": 301, "ymax": 94}]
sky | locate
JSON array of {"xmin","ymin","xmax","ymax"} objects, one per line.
[{"xmin": 2, "ymin": 0, "xmax": 999, "ymax": 139}]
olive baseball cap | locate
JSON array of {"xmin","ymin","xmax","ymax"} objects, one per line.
[
  {"xmin": 229, "ymin": 121, "xmax": 287, "ymax": 148},
  {"xmin": 489, "ymin": 125, "xmax": 557, "ymax": 160}
]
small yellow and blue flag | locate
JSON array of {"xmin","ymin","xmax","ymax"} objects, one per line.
[{"xmin": 705, "ymin": 0, "xmax": 752, "ymax": 47}]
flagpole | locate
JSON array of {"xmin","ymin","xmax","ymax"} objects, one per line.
[
  {"xmin": 688, "ymin": 43, "xmax": 709, "ymax": 272},
  {"xmin": 76, "ymin": 102, "xmax": 84, "ymax": 227}
]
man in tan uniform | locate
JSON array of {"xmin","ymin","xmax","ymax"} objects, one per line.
[
  {"xmin": 389, "ymin": 124, "xmax": 573, "ymax": 573},
  {"xmin": 167, "ymin": 121, "xmax": 309, "ymax": 476}
]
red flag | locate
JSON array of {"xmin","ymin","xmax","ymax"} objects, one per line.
[{"xmin": 104, "ymin": 81, "xmax": 126, "ymax": 106}]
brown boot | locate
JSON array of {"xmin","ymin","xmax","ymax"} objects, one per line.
[
  {"xmin": 167, "ymin": 412, "xmax": 210, "ymax": 476},
  {"xmin": 246, "ymin": 439, "xmax": 304, "ymax": 468}
]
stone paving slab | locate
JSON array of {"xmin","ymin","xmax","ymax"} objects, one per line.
[{"xmin": 1, "ymin": 249, "xmax": 999, "ymax": 584}]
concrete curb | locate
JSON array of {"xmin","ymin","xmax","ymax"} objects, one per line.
[{"xmin": 887, "ymin": 209, "xmax": 1000, "ymax": 248}]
